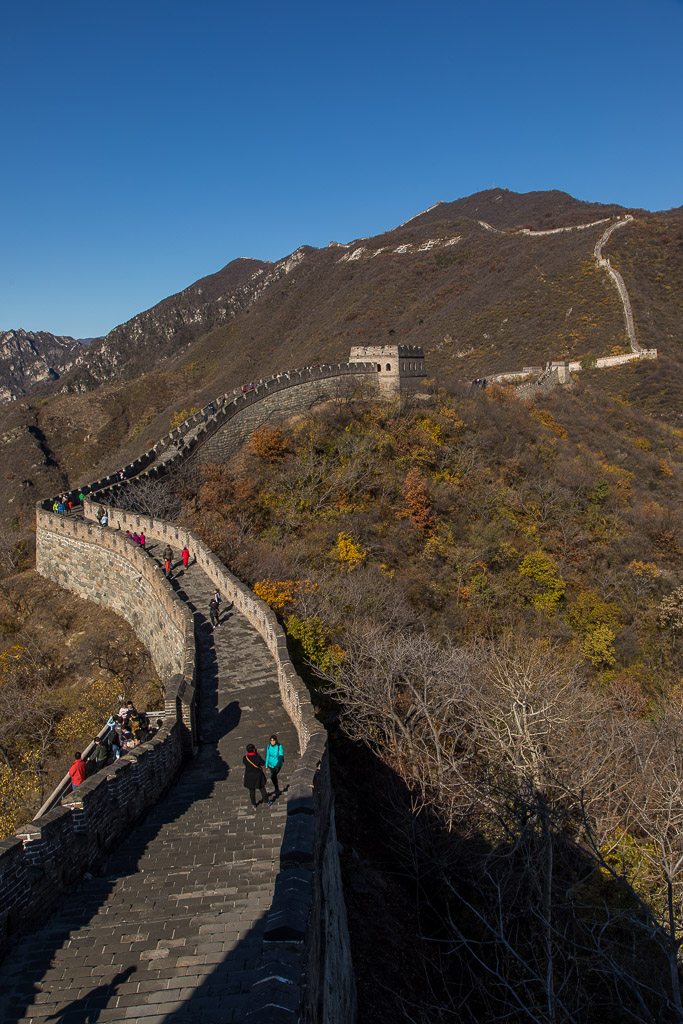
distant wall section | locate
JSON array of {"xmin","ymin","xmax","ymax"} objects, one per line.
[
  {"xmin": 194, "ymin": 366, "xmax": 379, "ymax": 465},
  {"xmin": 36, "ymin": 510, "xmax": 194, "ymax": 693}
]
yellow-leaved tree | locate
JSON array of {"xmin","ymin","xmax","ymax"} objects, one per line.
[
  {"xmin": 54, "ymin": 676, "xmax": 130, "ymax": 751},
  {"xmin": 333, "ymin": 532, "xmax": 367, "ymax": 571}
]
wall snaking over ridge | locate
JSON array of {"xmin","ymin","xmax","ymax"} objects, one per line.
[
  {"xmin": 21, "ymin": 353, "xmax": 409, "ymax": 1020},
  {"xmin": 78, "ymin": 501, "xmax": 356, "ymax": 1023},
  {"xmin": 0, "ymin": 511, "xmax": 197, "ymax": 961}
]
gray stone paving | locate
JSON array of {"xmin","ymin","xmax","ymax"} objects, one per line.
[{"xmin": 0, "ymin": 553, "xmax": 299, "ymax": 1024}]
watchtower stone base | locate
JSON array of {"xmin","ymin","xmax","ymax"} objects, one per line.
[{"xmin": 349, "ymin": 344, "xmax": 427, "ymax": 394}]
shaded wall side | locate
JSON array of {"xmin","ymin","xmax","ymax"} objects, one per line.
[
  {"xmin": 81, "ymin": 502, "xmax": 356, "ymax": 1023},
  {"xmin": 194, "ymin": 373, "xmax": 380, "ymax": 465},
  {"xmin": 36, "ymin": 510, "xmax": 192, "ymax": 685}
]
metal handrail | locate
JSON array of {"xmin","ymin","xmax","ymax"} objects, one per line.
[
  {"xmin": 33, "ymin": 723, "xmax": 112, "ymax": 820},
  {"xmin": 32, "ymin": 709, "xmax": 165, "ymax": 820}
]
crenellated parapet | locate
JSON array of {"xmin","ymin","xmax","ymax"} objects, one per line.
[
  {"xmin": 23, "ymin": 493, "xmax": 355, "ymax": 1017},
  {"xmin": 39, "ymin": 350, "xmax": 428, "ymax": 513},
  {"xmin": 18, "ymin": 349, "xmax": 429, "ymax": 1019}
]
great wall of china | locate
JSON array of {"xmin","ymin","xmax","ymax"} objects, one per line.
[
  {"xmin": 0, "ymin": 346, "xmax": 426, "ymax": 1024},
  {"xmin": 480, "ymin": 214, "xmax": 657, "ymax": 396},
  {"xmin": 0, "ymin": 215, "xmax": 656, "ymax": 1020}
]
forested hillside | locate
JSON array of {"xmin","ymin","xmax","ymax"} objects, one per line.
[{"xmin": 139, "ymin": 379, "xmax": 683, "ymax": 1022}]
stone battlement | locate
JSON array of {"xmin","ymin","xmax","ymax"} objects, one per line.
[
  {"xmin": 39, "ymin": 349, "xmax": 429, "ymax": 513},
  {"xmin": 16, "ymin": 502, "xmax": 354, "ymax": 1021},
  {"xmin": 17, "ymin": 348, "xmax": 431, "ymax": 1018},
  {"xmin": 20, "ymin": 349, "xmax": 383, "ymax": 1021}
]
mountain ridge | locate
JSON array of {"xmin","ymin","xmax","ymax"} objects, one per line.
[{"xmin": 0, "ymin": 186, "xmax": 680, "ymax": 525}]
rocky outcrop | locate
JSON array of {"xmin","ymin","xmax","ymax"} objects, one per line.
[{"xmin": 0, "ymin": 329, "xmax": 87, "ymax": 403}]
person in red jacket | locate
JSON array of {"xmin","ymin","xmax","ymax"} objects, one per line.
[
  {"xmin": 181, "ymin": 545, "xmax": 190, "ymax": 568},
  {"xmin": 69, "ymin": 752, "xmax": 87, "ymax": 789}
]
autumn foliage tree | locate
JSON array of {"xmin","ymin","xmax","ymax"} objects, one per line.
[
  {"xmin": 249, "ymin": 425, "xmax": 289, "ymax": 461},
  {"xmin": 168, "ymin": 386, "xmax": 683, "ymax": 1021},
  {"xmin": 400, "ymin": 467, "xmax": 436, "ymax": 534}
]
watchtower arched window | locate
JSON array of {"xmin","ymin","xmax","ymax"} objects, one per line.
[
  {"xmin": 386, "ymin": 363, "xmax": 391, "ymax": 371},
  {"xmin": 376, "ymin": 363, "xmax": 381, "ymax": 372}
]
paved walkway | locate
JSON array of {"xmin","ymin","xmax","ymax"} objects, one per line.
[{"xmin": 0, "ymin": 554, "xmax": 299, "ymax": 1024}]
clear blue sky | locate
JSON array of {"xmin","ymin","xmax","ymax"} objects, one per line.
[{"xmin": 2, "ymin": 0, "xmax": 681, "ymax": 338}]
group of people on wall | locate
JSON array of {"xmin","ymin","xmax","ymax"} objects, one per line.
[
  {"xmin": 69, "ymin": 727, "xmax": 288, "ymax": 814},
  {"xmin": 243, "ymin": 737, "xmax": 285, "ymax": 810},
  {"xmin": 68, "ymin": 701, "xmax": 163, "ymax": 790}
]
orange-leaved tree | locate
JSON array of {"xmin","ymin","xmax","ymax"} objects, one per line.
[
  {"xmin": 249, "ymin": 425, "xmax": 289, "ymax": 462},
  {"xmin": 400, "ymin": 468, "xmax": 436, "ymax": 534}
]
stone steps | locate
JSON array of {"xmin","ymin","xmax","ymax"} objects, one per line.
[{"xmin": 0, "ymin": 559, "xmax": 300, "ymax": 1024}]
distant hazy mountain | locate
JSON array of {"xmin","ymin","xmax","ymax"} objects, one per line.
[
  {"xmin": 0, "ymin": 329, "xmax": 87, "ymax": 403},
  {"xmin": 66, "ymin": 257, "xmax": 271, "ymax": 390}
]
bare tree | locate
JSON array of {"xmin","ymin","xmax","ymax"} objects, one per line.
[
  {"xmin": 114, "ymin": 473, "xmax": 183, "ymax": 520},
  {"xmin": 323, "ymin": 626, "xmax": 682, "ymax": 1022}
]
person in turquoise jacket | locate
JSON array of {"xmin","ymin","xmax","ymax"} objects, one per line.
[{"xmin": 265, "ymin": 734, "xmax": 284, "ymax": 797}]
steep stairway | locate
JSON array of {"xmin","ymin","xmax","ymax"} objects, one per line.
[{"xmin": 0, "ymin": 550, "xmax": 299, "ymax": 1024}]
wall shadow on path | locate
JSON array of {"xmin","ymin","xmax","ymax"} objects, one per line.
[
  {"xmin": 146, "ymin": 911, "xmax": 274, "ymax": 1024},
  {"xmin": 43, "ymin": 965, "xmax": 137, "ymax": 1024},
  {"xmin": 0, "ymin": 648, "xmax": 241, "ymax": 1024}
]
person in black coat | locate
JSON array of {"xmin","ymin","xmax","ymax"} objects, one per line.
[{"xmin": 243, "ymin": 744, "xmax": 270, "ymax": 810}]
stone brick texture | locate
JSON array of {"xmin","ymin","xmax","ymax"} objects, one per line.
[{"xmin": 0, "ymin": 354, "xmax": 404, "ymax": 1020}]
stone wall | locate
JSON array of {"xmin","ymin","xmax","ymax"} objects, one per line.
[
  {"xmin": 0, "ymin": 507, "xmax": 198, "ymax": 963},
  {"xmin": 36, "ymin": 509, "xmax": 195, "ymax": 691},
  {"xmin": 0, "ymin": 695, "xmax": 188, "ymax": 962},
  {"xmin": 74, "ymin": 501, "xmax": 356, "ymax": 1021},
  {"xmin": 83, "ymin": 501, "xmax": 321, "ymax": 756},
  {"xmin": 26, "ymin": 355, "xmax": 387, "ymax": 1020},
  {"xmin": 247, "ymin": 733, "xmax": 355, "ymax": 1024},
  {"xmin": 193, "ymin": 372, "xmax": 378, "ymax": 466}
]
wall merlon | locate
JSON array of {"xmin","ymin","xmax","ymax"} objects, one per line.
[{"xmin": 23, "ymin": 351, "xmax": 388, "ymax": 1021}]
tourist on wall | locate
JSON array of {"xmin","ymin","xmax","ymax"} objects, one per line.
[
  {"xmin": 138, "ymin": 715, "xmax": 151, "ymax": 743},
  {"xmin": 90, "ymin": 736, "xmax": 108, "ymax": 772},
  {"xmin": 108, "ymin": 715, "xmax": 125, "ymax": 758},
  {"xmin": 243, "ymin": 744, "xmax": 270, "ymax": 810},
  {"xmin": 68, "ymin": 752, "xmax": 87, "ymax": 789},
  {"xmin": 181, "ymin": 545, "xmax": 190, "ymax": 568},
  {"xmin": 265, "ymin": 735, "xmax": 284, "ymax": 797},
  {"xmin": 209, "ymin": 593, "xmax": 220, "ymax": 629},
  {"xmin": 163, "ymin": 544, "xmax": 173, "ymax": 567},
  {"xmin": 130, "ymin": 715, "xmax": 142, "ymax": 744}
]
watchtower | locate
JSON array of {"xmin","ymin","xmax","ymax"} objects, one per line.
[{"xmin": 349, "ymin": 344, "xmax": 427, "ymax": 394}]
